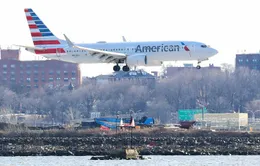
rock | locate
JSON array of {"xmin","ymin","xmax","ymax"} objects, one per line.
[{"xmin": 0, "ymin": 130, "xmax": 260, "ymax": 156}]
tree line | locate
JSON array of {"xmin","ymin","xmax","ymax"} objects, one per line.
[{"xmin": 0, "ymin": 66, "xmax": 260, "ymax": 124}]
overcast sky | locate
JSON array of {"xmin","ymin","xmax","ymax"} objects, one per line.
[{"xmin": 0, "ymin": 0, "xmax": 259, "ymax": 76}]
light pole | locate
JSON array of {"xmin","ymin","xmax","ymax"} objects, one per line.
[{"xmin": 116, "ymin": 113, "xmax": 119, "ymax": 135}]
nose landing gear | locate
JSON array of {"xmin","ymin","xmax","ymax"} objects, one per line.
[
  {"xmin": 196, "ymin": 62, "xmax": 201, "ymax": 69},
  {"xmin": 196, "ymin": 58, "xmax": 209, "ymax": 69}
]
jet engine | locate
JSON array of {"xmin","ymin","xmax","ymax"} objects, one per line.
[{"xmin": 126, "ymin": 54, "xmax": 161, "ymax": 66}]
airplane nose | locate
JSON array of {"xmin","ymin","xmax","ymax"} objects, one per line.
[
  {"xmin": 210, "ymin": 48, "xmax": 218, "ymax": 56},
  {"xmin": 214, "ymin": 48, "xmax": 218, "ymax": 55}
]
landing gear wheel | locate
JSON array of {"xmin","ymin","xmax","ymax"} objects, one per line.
[
  {"xmin": 113, "ymin": 65, "xmax": 120, "ymax": 72},
  {"xmin": 122, "ymin": 65, "xmax": 130, "ymax": 72},
  {"xmin": 196, "ymin": 65, "xmax": 201, "ymax": 69}
]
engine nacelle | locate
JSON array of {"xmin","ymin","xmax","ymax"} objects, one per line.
[{"xmin": 126, "ymin": 54, "xmax": 161, "ymax": 67}]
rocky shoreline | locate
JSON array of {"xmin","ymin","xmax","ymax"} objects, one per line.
[{"xmin": 0, "ymin": 129, "xmax": 260, "ymax": 156}]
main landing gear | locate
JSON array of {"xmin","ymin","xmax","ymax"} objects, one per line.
[
  {"xmin": 122, "ymin": 65, "xmax": 130, "ymax": 72},
  {"xmin": 113, "ymin": 64, "xmax": 130, "ymax": 72},
  {"xmin": 113, "ymin": 65, "xmax": 120, "ymax": 72}
]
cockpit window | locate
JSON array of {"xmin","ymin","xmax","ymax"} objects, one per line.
[{"xmin": 201, "ymin": 45, "xmax": 207, "ymax": 48}]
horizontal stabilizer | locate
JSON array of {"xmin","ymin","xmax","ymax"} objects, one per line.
[{"xmin": 13, "ymin": 44, "xmax": 45, "ymax": 50}]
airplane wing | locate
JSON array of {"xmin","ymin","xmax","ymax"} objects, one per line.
[{"xmin": 63, "ymin": 34, "xmax": 127, "ymax": 63}]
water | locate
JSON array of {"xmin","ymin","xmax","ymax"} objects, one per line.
[{"xmin": 0, "ymin": 156, "xmax": 259, "ymax": 166}]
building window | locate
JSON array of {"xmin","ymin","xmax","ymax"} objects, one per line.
[
  {"xmin": 64, "ymin": 71, "xmax": 68, "ymax": 75},
  {"xmin": 11, "ymin": 64, "xmax": 15, "ymax": 68},
  {"xmin": 238, "ymin": 59, "xmax": 243, "ymax": 62},
  {"xmin": 26, "ymin": 64, "xmax": 31, "ymax": 68},
  {"xmin": 49, "ymin": 78, "xmax": 54, "ymax": 81},
  {"xmin": 34, "ymin": 78, "xmax": 38, "ymax": 82},
  {"xmin": 72, "ymin": 71, "xmax": 76, "ymax": 76},
  {"xmin": 41, "ymin": 78, "xmax": 45, "ymax": 82},
  {"xmin": 11, "ymin": 71, "xmax": 15, "ymax": 75},
  {"xmin": 34, "ymin": 64, "xmax": 39, "ymax": 68},
  {"xmin": 2, "ymin": 71, "xmax": 7, "ymax": 75},
  {"xmin": 26, "ymin": 78, "xmax": 31, "ymax": 82},
  {"xmin": 64, "ymin": 78, "xmax": 69, "ymax": 82},
  {"xmin": 49, "ymin": 70, "xmax": 54, "ymax": 75},
  {"xmin": 10, "ymin": 78, "xmax": 15, "ymax": 81},
  {"xmin": 71, "ymin": 78, "xmax": 76, "ymax": 80},
  {"xmin": 2, "ymin": 64, "xmax": 7, "ymax": 68},
  {"xmin": 253, "ymin": 59, "xmax": 257, "ymax": 62},
  {"xmin": 57, "ymin": 77, "xmax": 61, "ymax": 80},
  {"xmin": 56, "ymin": 70, "xmax": 61, "ymax": 74}
]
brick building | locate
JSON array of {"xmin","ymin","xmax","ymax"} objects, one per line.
[
  {"xmin": 0, "ymin": 49, "xmax": 82, "ymax": 90},
  {"xmin": 236, "ymin": 53, "xmax": 260, "ymax": 70},
  {"xmin": 0, "ymin": 48, "xmax": 21, "ymax": 60}
]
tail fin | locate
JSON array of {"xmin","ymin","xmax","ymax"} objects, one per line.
[{"xmin": 24, "ymin": 8, "xmax": 66, "ymax": 54}]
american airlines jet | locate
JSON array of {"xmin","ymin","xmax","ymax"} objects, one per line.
[{"xmin": 17, "ymin": 8, "xmax": 218, "ymax": 72}]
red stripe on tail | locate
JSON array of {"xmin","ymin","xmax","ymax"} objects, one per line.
[
  {"xmin": 35, "ymin": 48, "xmax": 65, "ymax": 54},
  {"xmin": 34, "ymin": 40, "xmax": 61, "ymax": 45},
  {"xmin": 29, "ymin": 24, "xmax": 38, "ymax": 29},
  {"xmin": 26, "ymin": 16, "xmax": 33, "ymax": 20},
  {"xmin": 31, "ymin": 32, "xmax": 42, "ymax": 37}
]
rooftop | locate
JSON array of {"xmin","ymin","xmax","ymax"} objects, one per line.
[{"xmin": 96, "ymin": 70, "xmax": 155, "ymax": 79}]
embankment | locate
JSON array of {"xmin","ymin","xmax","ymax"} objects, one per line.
[{"xmin": 0, "ymin": 128, "xmax": 260, "ymax": 156}]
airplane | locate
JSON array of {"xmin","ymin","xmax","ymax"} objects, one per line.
[{"xmin": 17, "ymin": 8, "xmax": 218, "ymax": 72}]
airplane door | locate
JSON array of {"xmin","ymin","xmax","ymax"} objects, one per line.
[{"xmin": 192, "ymin": 45, "xmax": 195, "ymax": 52}]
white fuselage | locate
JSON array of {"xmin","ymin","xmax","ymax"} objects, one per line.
[{"xmin": 30, "ymin": 40, "xmax": 218, "ymax": 66}]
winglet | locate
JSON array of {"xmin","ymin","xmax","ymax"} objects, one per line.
[
  {"xmin": 63, "ymin": 34, "xmax": 74, "ymax": 47},
  {"xmin": 122, "ymin": 36, "xmax": 127, "ymax": 42}
]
